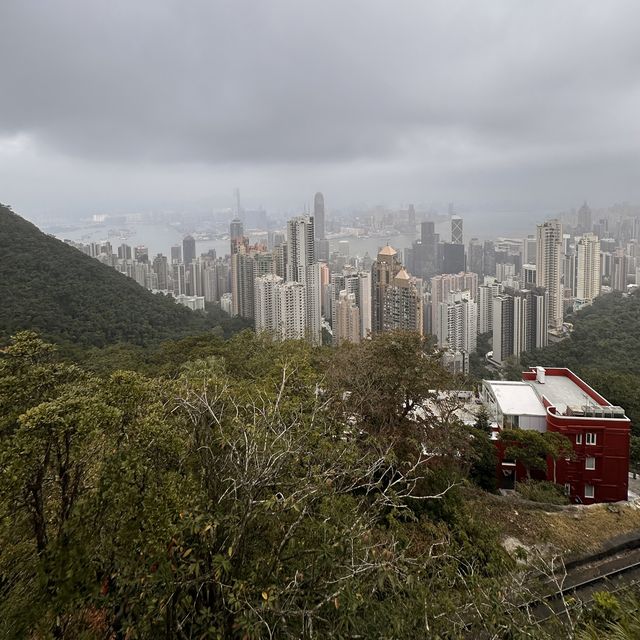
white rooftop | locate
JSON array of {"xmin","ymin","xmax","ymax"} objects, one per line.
[
  {"xmin": 529, "ymin": 374, "xmax": 606, "ymax": 415},
  {"xmin": 484, "ymin": 380, "xmax": 546, "ymax": 417}
]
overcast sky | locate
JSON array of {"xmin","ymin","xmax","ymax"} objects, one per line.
[{"xmin": 1, "ymin": 1, "xmax": 640, "ymax": 223}]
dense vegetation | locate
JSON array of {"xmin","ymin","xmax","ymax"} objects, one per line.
[
  {"xmin": 0, "ymin": 329, "xmax": 628, "ymax": 638},
  {"xmin": 0, "ymin": 204, "xmax": 248, "ymax": 349},
  {"xmin": 521, "ymin": 290, "xmax": 640, "ymax": 434}
]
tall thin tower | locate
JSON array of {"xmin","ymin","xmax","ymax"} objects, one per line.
[
  {"xmin": 314, "ymin": 192, "xmax": 325, "ymax": 240},
  {"xmin": 536, "ymin": 219, "xmax": 563, "ymax": 331}
]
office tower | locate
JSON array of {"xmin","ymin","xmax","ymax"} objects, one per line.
[
  {"xmin": 274, "ymin": 242, "xmax": 288, "ymax": 278},
  {"xmin": 577, "ymin": 202, "xmax": 593, "ymax": 235},
  {"xmin": 134, "ymin": 245, "xmax": 149, "ymax": 263},
  {"xmin": 483, "ymin": 240, "xmax": 496, "ymax": 276},
  {"xmin": 407, "ymin": 221, "xmax": 438, "ymax": 279},
  {"xmin": 477, "ymin": 278, "xmax": 503, "ymax": 334},
  {"xmin": 575, "ymin": 233, "xmax": 601, "ymax": 305},
  {"xmin": 523, "ymin": 235, "xmax": 537, "ymax": 265},
  {"xmin": 522, "ymin": 264, "xmax": 536, "ymax": 287},
  {"xmin": 182, "ymin": 235, "xmax": 196, "ymax": 266},
  {"xmin": 536, "ymin": 220, "xmax": 564, "ymax": 331},
  {"xmin": 371, "ymin": 245, "xmax": 402, "ymax": 333},
  {"xmin": 152, "ymin": 254, "xmax": 169, "ymax": 290},
  {"xmin": 451, "ymin": 216, "xmax": 464, "ymax": 244},
  {"xmin": 314, "ymin": 192, "xmax": 325, "ymax": 240},
  {"xmin": 611, "ymin": 249, "xmax": 628, "ymax": 292},
  {"xmin": 435, "ymin": 290, "xmax": 477, "ymax": 354},
  {"xmin": 382, "ymin": 269, "xmax": 424, "ymax": 334},
  {"xmin": 230, "ymin": 218, "xmax": 244, "ymax": 254},
  {"xmin": 286, "ymin": 215, "xmax": 321, "ymax": 345},
  {"xmin": 334, "ymin": 290, "xmax": 361, "ymax": 345},
  {"xmin": 442, "ymin": 242, "xmax": 465, "ymax": 274},
  {"xmin": 468, "ymin": 238, "xmax": 483, "ymax": 275},
  {"xmin": 170, "ymin": 244, "xmax": 182, "ymax": 263},
  {"xmin": 118, "ymin": 243, "xmax": 132, "ymax": 260}
]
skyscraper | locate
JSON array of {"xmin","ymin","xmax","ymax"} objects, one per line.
[
  {"xmin": 314, "ymin": 192, "xmax": 325, "ymax": 240},
  {"xmin": 334, "ymin": 290, "xmax": 361, "ymax": 345},
  {"xmin": 536, "ymin": 220, "xmax": 564, "ymax": 331},
  {"xmin": 435, "ymin": 290, "xmax": 477, "ymax": 354},
  {"xmin": 170, "ymin": 244, "xmax": 182, "ymax": 264},
  {"xmin": 230, "ymin": 218, "xmax": 244, "ymax": 250},
  {"xmin": 371, "ymin": 245, "xmax": 402, "ymax": 334},
  {"xmin": 577, "ymin": 202, "xmax": 593, "ymax": 235},
  {"xmin": 182, "ymin": 235, "xmax": 196, "ymax": 267},
  {"xmin": 612, "ymin": 248, "xmax": 628, "ymax": 292},
  {"xmin": 451, "ymin": 216, "xmax": 464, "ymax": 245},
  {"xmin": 382, "ymin": 269, "xmax": 424, "ymax": 334},
  {"xmin": 152, "ymin": 254, "xmax": 169, "ymax": 290},
  {"xmin": 286, "ymin": 215, "xmax": 321, "ymax": 345},
  {"xmin": 575, "ymin": 233, "xmax": 601, "ymax": 305}
]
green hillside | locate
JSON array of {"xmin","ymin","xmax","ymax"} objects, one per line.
[
  {"xmin": 0, "ymin": 204, "xmax": 244, "ymax": 347},
  {"xmin": 521, "ymin": 290, "xmax": 640, "ymax": 430}
]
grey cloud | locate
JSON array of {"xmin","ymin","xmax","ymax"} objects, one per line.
[{"xmin": 1, "ymin": 0, "xmax": 640, "ymax": 217}]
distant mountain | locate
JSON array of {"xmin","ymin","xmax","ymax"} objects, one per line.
[{"xmin": 0, "ymin": 204, "xmax": 242, "ymax": 347}]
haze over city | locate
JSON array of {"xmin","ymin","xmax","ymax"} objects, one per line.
[{"xmin": 2, "ymin": 0, "xmax": 640, "ymax": 224}]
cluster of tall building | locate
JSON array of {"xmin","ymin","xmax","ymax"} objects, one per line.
[
  {"xmin": 65, "ymin": 233, "xmax": 229, "ymax": 311},
  {"xmin": 67, "ymin": 197, "xmax": 639, "ymax": 372}
]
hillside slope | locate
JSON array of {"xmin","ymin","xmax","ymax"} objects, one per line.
[
  {"xmin": 0, "ymin": 204, "xmax": 238, "ymax": 347},
  {"xmin": 521, "ymin": 290, "xmax": 640, "ymax": 431}
]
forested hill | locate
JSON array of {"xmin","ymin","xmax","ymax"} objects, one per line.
[
  {"xmin": 521, "ymin": 290, "xmax": 640, "ymax": 430},
  {"xmin": 0, "ymin": 204, "xmax": 240, "ymax": 347}
]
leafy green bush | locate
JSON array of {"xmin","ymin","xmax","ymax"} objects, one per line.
[{"xmin": 516, "ymin": 479, "xmax": 569, "ymax": 505}]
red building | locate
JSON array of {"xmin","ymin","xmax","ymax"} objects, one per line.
[{"xmin": 482, "ymin": 367, "xmax": 631, "ymax": 504}]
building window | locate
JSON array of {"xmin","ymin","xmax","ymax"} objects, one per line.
[
  {"xmin": 585, "ymin": 484, "xmax": 595, "ymax": 499},
  {"xmin": 585, "ymin": 457, "xmax": 596, "ymax": 470},
  {"xmin": 586, "ymin": 432, "xmax": 597, "ymax": 446},
  {"xmin": 575, "ymin": 433, "xmax": 582, "ymax": 445}
]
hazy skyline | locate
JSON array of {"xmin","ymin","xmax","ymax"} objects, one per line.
[{"xmin": 2, "ymin": 1, "xmax": 640, "ymax": 222}]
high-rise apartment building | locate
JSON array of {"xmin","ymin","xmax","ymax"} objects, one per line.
[
  {"xmin": 334, "ymin": 290, "xmax": 361, "ymax": 345},
  {"xmin": 382, "ymin": 269, "xmax": 424, "ymax": 334},
  {"xmin": 372, "ymin": 245, "xmax": 403, "ymax": 333},
  {"xmin": 492, "ymin": 287, "xmax": 548, "ymax": 364},
  {"xmin": 255, "ymin": 275, "xmax": 307, "ymax": 341},
  {"xmin": 575, "ymin": 233, "xmax": 601, "ymax": 305},
  {"xmin": 536, "ymin": 220, "xmax": 564, "ymax": 331},
  {"xmin": 477, "ymin": 278, "xmax": 503, "ymax": 334},
  {"xmin": 435, "ymin": 290, "xmax": 477, "ymax": 354},
  {"xmin": 286, "ymin": 215, "xmax": 321, "ymax": 344},
  {"xmin": 612, "ymin": 249, "xmax": 628, "ymax": 292},
  {"xmin": 430, "ymin": 272, "xmax": 478, "ymax": 333}
]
